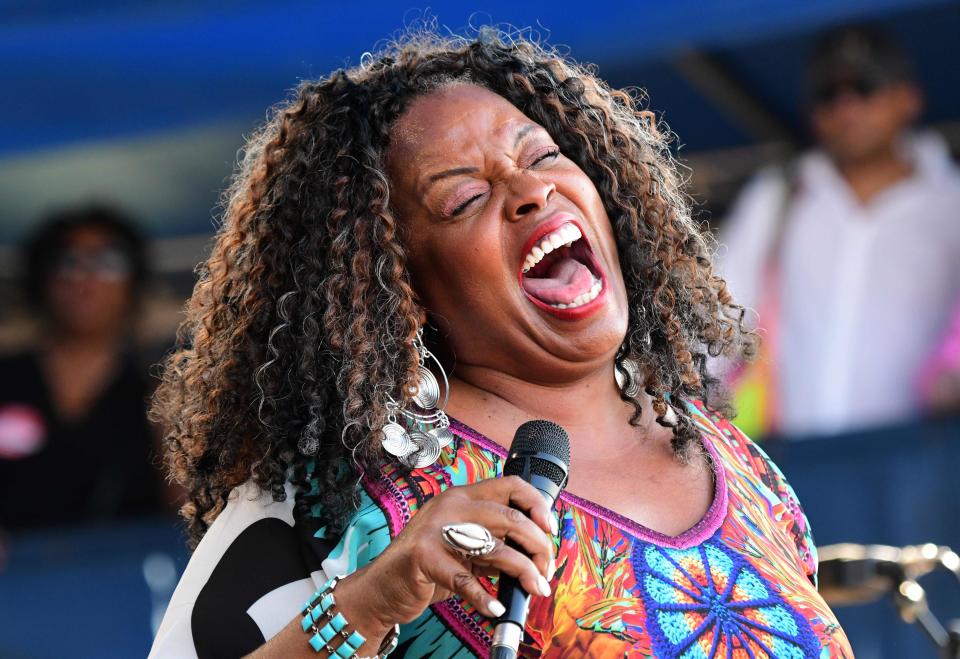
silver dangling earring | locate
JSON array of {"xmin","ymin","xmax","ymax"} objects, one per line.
[
  {"xmin": 614, "ymin": 331, "xmax": 653, "ymax": 398},
  {"xmin": 614, "ymin": 359, "xmax": 679, "ymax": 427},
  {"xmin": 614, "ymin": 357, "xmax": 642, "ymax": 397},
  {"xmin": 379, "ymin": 328, "xmax": 453, "ymax": 468},
  {"xmin": 615, "ymin": 337, "xmax": 678, "ymax": 427}
]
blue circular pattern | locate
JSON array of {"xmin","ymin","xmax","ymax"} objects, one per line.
[{"xmin": 632, "ymin": 536, "xmax": 820, "ymax": 658}]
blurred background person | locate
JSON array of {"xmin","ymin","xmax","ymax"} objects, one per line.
[
  {"xmin": 0, "ymin": 205, "xmax": 165, "ymax": 529},
  {"xmin": 718, "ymin": 25, "xmax": 960, "ymax": 439}
]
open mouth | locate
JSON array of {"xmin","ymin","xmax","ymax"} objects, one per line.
[{"xmin": 519, "ymin": 219, "xmax": 607, "ymax": 316}]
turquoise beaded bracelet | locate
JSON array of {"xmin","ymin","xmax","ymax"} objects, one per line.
[{"xmin": 301, "ymin": 576, "xmax": 399, "ymax": 658}]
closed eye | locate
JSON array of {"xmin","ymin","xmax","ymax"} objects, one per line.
[
  {"xmin": 447, "ymin": 146, "xmax": 557, "ymax": 217},
  {"xmin": 530, "ymin": 147, "xmax": 560, "ymax": 168},
  {"xmin": 451, "ymin": 192, "xmax": 486, "ymax": 217}
]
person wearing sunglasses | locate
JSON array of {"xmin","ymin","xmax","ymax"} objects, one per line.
[
  {"xmin": 0, "ymin": 205, "xmax": 165, "ymax": 529},
  {"xmin": 718, "ymin": 25, "xmax": 960, "ymax": 439}
]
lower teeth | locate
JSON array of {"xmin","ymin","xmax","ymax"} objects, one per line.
[{"xmin": 549, "ymin": 278, "xmax": 602, "ymax": 310}]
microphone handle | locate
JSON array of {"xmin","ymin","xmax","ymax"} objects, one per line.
[
  {"xmin": 490, "ymin": 545, "xmax": 531, "ymax": 659},
  {"xmin": 491, "ymin": 638, "xmax": 521, "ymax": 659},
  {"xmin": 491, "ymin": 482, "xmax": 559, "ymax": 659}
]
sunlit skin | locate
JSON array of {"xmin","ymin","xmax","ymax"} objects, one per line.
[
  {"xmin": 811, "ymin": 82, "xmax": 922, "ymax": 203},
  {"xmin": 251, "ymin": 84, "xmax": 714, "ymax": 658},
  {"xmin": 388, "ymin": 84, "xmax": 629, "ymax": 384},
  {"xmin": 388, "ymin": 84, "xmax": 711, "ymax": 534}
]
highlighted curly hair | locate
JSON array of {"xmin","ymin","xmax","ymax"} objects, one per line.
[{"xmin": 152, "ymin": 30, "xmax": 755, "ymax": 547}]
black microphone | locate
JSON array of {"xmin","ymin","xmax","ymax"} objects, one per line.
[{"xmin": 491, "ymin": 420, "xmax": 570, "ymax": 659}]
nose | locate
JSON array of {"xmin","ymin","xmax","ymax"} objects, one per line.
[{"xmin": 504, "ymin": 171, "xmax": 555, "ymax": 222}]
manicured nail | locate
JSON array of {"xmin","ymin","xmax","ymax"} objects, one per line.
[
  {"xmin": 549, "ymin": 514, "xmax": 559, "ymax": 536},
  {"xmin": 488, "ymin": 600, "xmax": 506, "ymax": 618},
  {"xmin": 547, "ymin": 558, "xmax": 556, "ymax": 582},
  {"xmin": 537, "ymin": 575, "xmax": 552, "ymax": 597}
]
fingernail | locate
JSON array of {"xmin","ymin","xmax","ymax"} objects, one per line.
[
  {"xmin": 549, "ymin": 515, "xmax": 559, "ymax": 536},
  {"xmin": 537, "ymin": 575, "xmax": 552, "ymax": 597},
  {"xmin": 547, "ymin": 558, "xmax": 556, "ymax": 582},
  {"xmin": 488, "ymin": 600, "xmax": 506, "ymax": 618}
]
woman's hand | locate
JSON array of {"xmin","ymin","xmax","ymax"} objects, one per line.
[{"xmin": 334, "ymin": 476, "xmax": 557, "ymax": 644}]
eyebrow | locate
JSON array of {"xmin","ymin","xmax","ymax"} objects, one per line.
[
  {"xmin": 428, "ymin": 166, "xmax": 479, "ymax": 183},
  {"xmin": 425, "ymin": 124, "xmax": 541, "ymax": 185},
  {"xmin": 512, "ymin": 124, "xmax": 537, "ymax": 149}
]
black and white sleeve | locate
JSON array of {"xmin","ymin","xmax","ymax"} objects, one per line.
[{"xmin": 149, "ymin": 482, "xmax": 334, "ymax": 659}]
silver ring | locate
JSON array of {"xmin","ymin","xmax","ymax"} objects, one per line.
[{"xmin": 441, "ymin": 523, "xmax": 496, "ymax": 559}]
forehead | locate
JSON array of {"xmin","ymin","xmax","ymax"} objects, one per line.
[{"xmin": 388, "ymin": 84, "xmax": 535, "ymax": 173}]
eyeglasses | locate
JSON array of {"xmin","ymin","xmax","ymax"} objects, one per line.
[
  {"xmin": 52, "ymin": 247, "xmax": 132, "ymax": 281},
  {"xmin": 812, "ymin": 77, "xmax": 884, "ymax": 106}
]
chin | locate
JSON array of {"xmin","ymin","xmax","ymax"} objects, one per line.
[{"xmin": 531, "ymin": 290, "xmax": 629, "ymax": 362}]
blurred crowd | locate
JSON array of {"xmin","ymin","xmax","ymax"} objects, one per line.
[{"xmin": 0, "ymin": 24, "xmax": 958, "ymax": 539}]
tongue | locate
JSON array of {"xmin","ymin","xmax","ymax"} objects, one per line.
[{"xmin": 521, "ymin": 257, "xmax": 595, "ymax": 304}]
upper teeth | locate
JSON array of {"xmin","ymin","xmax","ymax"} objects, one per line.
[{"xmin": 522, "ymin": 223, "xmax": 582, "ymax": 273}]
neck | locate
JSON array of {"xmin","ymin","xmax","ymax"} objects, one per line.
[
  {"xmin": 447, "ymin": 360, "xmax": 648, "ymax": 441},
  {"xmin": 835, "ymin": 144, "xmax": 913, "ymax": 204}
]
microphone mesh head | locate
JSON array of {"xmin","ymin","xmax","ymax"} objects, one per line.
[{"xmin": 504, "ymin": 420, "xmax": 570, "ymax": 487}]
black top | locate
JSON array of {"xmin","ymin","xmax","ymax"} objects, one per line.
[{"xmin": 0, "ymin": 350, "xmax": 164, "ymax": 529}]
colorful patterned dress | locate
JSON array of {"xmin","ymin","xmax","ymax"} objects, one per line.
[{"xmin": 151, "ymin": 400, "xmax": 853, "ymax": 658}]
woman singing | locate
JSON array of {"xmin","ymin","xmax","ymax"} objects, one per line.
[{"xmin": 150, "ymin": 31, "xmax": 852, "ymax": 658}]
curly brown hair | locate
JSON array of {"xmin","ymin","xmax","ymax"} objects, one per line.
[{"xmin": 152, "ymin": 29, "xmax": 755, "ymax": 547}]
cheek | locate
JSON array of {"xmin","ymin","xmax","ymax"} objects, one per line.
[
  {"xmin": 872, "ymin": 105, "xmax": 908, "ymax": 135},
  {"xmin": 558, "ymin": 166, "xmax": 609, "ymax": 225},
  {"xmin": 408, "ymin": 226, "xmax": 503, "ymax": 312},
  {"xmin": 101, "ymin": 282, "xmax": 132, "ymax": 313},
  {"xmin": 61, "ymin": 278, "xmax": 128, "ymax": 304},
  {"xmin": 559, "ymin": 170, "xmax": 616, "ymax": 243},
  {"xmin": 811, "ymin": 110, "xmax": 836, "ymax": 135}
]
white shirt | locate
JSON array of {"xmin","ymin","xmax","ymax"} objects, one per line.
[{"xmin": 718, "ymin": 132, "xmax": 960, "ymax": 437}]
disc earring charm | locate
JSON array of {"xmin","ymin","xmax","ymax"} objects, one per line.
[
  {"xmin": 381, "ymin": 422, "xmax": 413, "ymax": 457},
  {"xmin": 403, "ymin": 431, "xmax": 441, "ymax": 468},
  {"xmin": 429, "ymin": 426, "xmax": 455, "ymax": 449},
  {"xmin": 413, "ymin": 365, "xmax": 440, "ymax": 409},
  {"xmin": 615, "ymin": 358, "xmax": 642, "ymax": 397}
]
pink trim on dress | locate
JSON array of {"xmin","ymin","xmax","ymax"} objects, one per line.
[
  {"xmin": 363, "ymin": 416, "xmax": 730, "ymax": 652},
  {"xmin": 430, "ymin": 599, "xmax": 493, "ymax": 657},
  {"xmin": 362, "ymin": 465, "xmax": 493, "ymax": 654},
  {"xmin": 360, "ymin": 470, "xmax": 409, "ymax": 538},
  {"xmin": 449, "ymin": 418, "xmax": 729, "ymax": 550}
]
